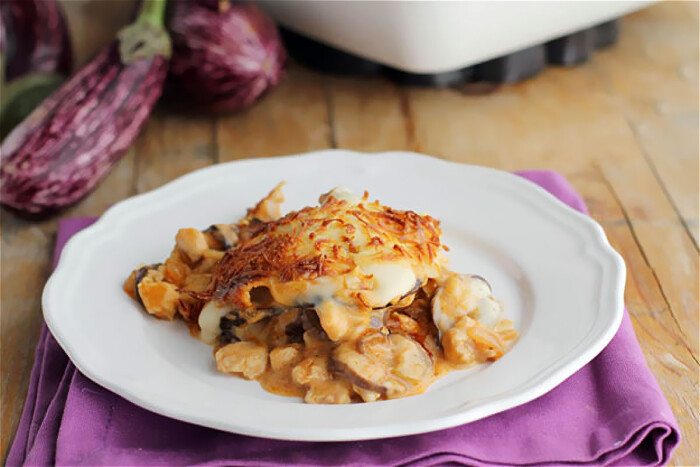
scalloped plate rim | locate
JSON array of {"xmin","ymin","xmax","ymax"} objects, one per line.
[{"xmin": 42, "ymin": 150, "xmax": 626, "ymax": 441}]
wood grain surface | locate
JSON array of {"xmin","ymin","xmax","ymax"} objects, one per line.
[{"xmin": 2, "ymin": 2, "xmax": 698, "ymax": 464}]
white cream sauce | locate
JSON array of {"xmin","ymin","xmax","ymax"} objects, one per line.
[{"xmin": 198, "ymin": 301, "xmax": 232, "ymax": 344}]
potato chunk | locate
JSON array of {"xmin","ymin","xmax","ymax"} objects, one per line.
[
  {"xmin": 291, "ymin": 357, "xmax": 330, "ymax": 385},
  {"xmin": 315, "ymin": 299, "xmax": 350, "ymax": 341},
  {"xmin": 269, "ymin": 344, "xmax": 302, "ymax": 372},
  {"xmin": 163, "ymin": 254, "xmax": 190, "ymax": 286},
  {"xmin": 215, "ymin": 342, "xmax": 268, "ymax": 379},
  {"xmin": 442, "ymin": 317, "xmax": 477, "ymax": 366},
  {"xmin": 175, "ymin": 228, "xmax": 209, "ymax": 263},
  {"xmin": 138, "ymin": 278, "xmax": 180, "ymax": 320},
  {"xmin": 304, "ymin": 381, "xmax": 351, "ymax": 404}
]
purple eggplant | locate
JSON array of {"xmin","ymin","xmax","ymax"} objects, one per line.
[
  {"xmin": 0, "ymin": 0, "xmax": 171, "ymax": 216},
  {"xmin": 167, "ymin": 0, "xmax": 285, "ymax": 113},
  {"xmin": 0, "ymin": 9, "xmax": 6, "ymax": 64},
  {"xmin": 1, "ymin": 0, "xmax": 72, "ymax": 81},
  {"xmin": 1, "ymin": 10, "xmax": 6, "ymax": 86}
]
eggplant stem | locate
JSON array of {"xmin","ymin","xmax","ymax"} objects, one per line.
[
  {"xmin": 118, "ymin": 0, "xmax": 171, "ymax": 63},
  {"xmin": 136, "ymin": 0, "xmax": 168, "ymax": 27}
]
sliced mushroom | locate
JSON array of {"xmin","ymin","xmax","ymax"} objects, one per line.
[
  {"xmin": 333, "ymin": 342, "xmax": 388, "ymax": 394},
  {"xmin": 390, "ymin": 334, "xmax": 433, "ymax": 384},
  {"xmin": 333, "ymin": 331, "xmax": 433, "ymax": 397},
  {"xmin": 218, "ymin": 313, "xmax": 244, "ymax": 346},
  {"xmin": 469, "ymin": 274, "xmax": 492, "ymax": 293},
  {"xmin": 353, "ymin": 385, "xmax": 381, "ymax": 403},
  {"xmin": 221, "ymin": 313, "xmax": 246, "ymax": 328},
  {"xmin": 391, "ymin": 288, "xmax": 437, "ymax": 331},
  {"xmin": 194, "ymin": 250, "xmax": 224, "ymax": 273},
  {"xmin": 237, "ymin": 218, "xmax": 267, "ymax": 243},
  {"xmin": 357, "ymin": 333, "xmax": 393, "ymax": 363},
  {"xmin": 217, "ymin": 330, "xmax": 240, "ymax": 346},
  {"xmin": 204, "ymin": 224, "xmax": 239, "ymax": 250},
  {"xmin": 239, "ymin": 307, "xmax": 284, "ymax": 324},
  {"xmin": 284, "ymin": 313, "xmax": 305, "ymax": 343}
]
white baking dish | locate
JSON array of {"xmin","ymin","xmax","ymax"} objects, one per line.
[{"xmin": 257, "ymin": 1, "xmax": 654, "ymax": 73}]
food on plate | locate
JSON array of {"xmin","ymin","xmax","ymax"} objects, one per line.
[{"xmin": 124, "ymin": 184, "xmax": 518, "ymax": 403}]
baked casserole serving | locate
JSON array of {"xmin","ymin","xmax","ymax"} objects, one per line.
[{"xmin": 124, "ymin": 184, "xmax": 518, "ymax": 404}]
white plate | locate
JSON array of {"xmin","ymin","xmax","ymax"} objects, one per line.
[{"xmin": 43, "ymin": 150, "xmax": 625, "ymax": 441}]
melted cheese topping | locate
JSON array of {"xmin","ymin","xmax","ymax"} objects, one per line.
[
  {"xmin": 320, "ymin": 186, "xmax": 361, "ymax": 205},
  {"xmin": 195, "ymin": 187, "xmax": 445, "ymax": 345},
  {"xmin": 199, "ymin": 301, "xmax": 232, "ymax": 344},
  {"xmin": 206, "ymin": 188, "xmax": 445, "ymax": 312},
  {"xmin": 359, "ymin": 262, "xmax": 417, "ymax": 308},
  {"xmin": 286, "ymin": 261, "xmax": 416, "ymax": 308}
]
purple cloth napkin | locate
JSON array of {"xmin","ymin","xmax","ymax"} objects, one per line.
[{"xmin": 7, "ymin": 171, "xmax": 680, "ymax": 467}]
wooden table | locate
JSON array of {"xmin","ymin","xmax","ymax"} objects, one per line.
[{"xmin": 2, "ymin": 2, "xmax": 698, "ymax": 464}]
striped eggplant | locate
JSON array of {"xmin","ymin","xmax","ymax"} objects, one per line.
[
  {"xmin": 0, "ymin": 10, "xmax": 6, "ymax": 85},
  {"xmin": 0, "ymin": 0, "xmax": 171, "ymax": 216},
  {"xmin": 1, "ymin": 0, "xmax": 72, "ymax": 81},
  {"xmin": 167, "ymin": 0, "xmax": 285, "ymax": 113}
]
